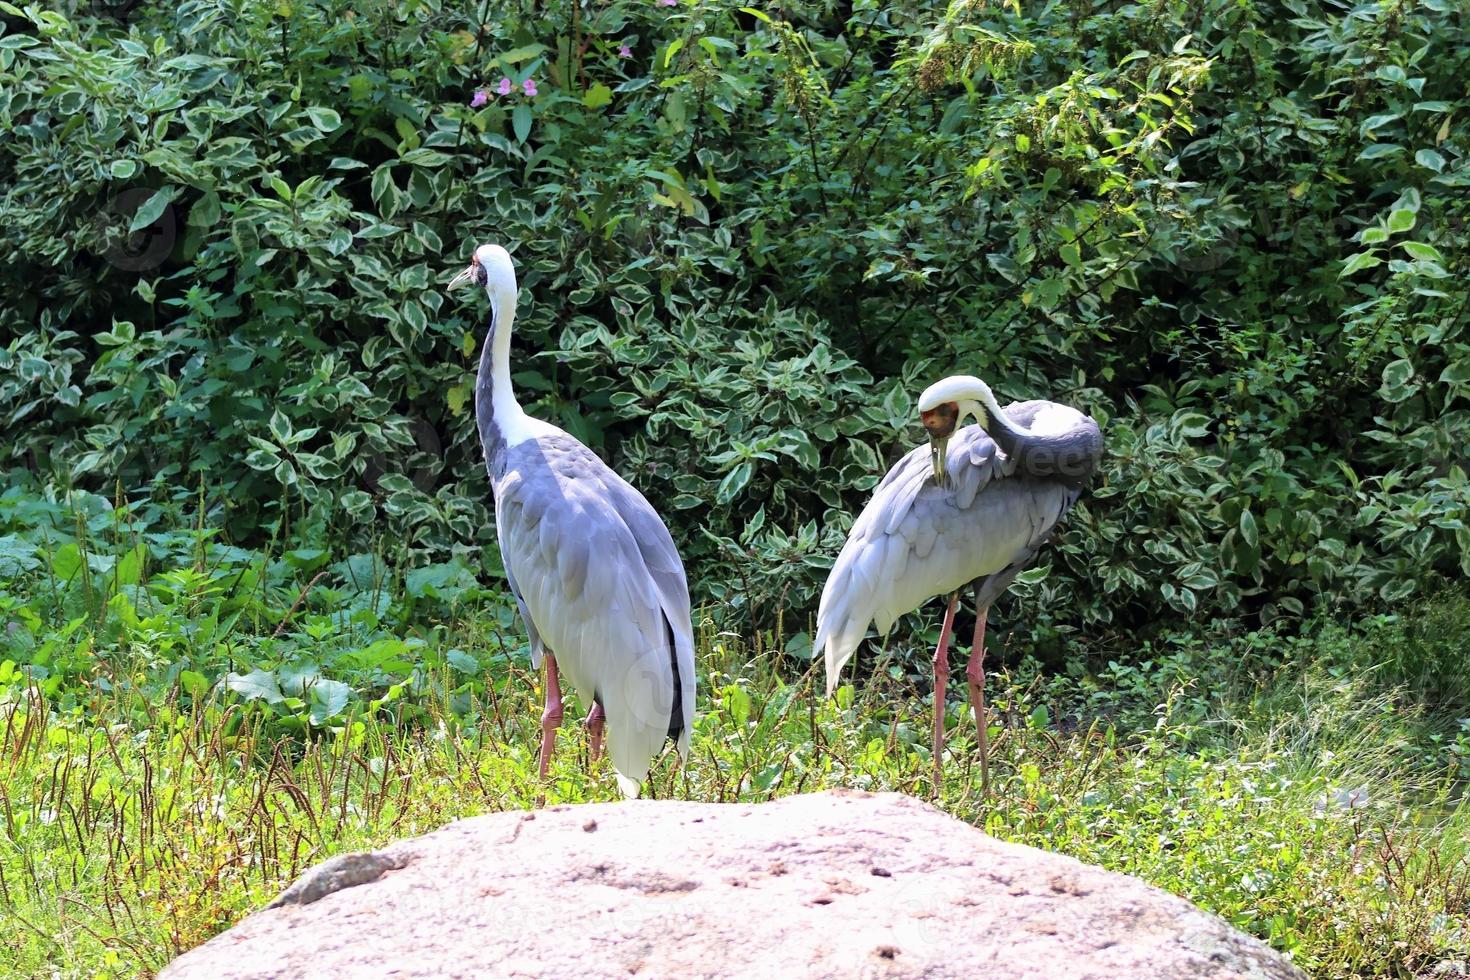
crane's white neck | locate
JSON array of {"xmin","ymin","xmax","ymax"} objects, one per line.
[
  {"xmin": 476, "ymin": 265, "xmax": 540, "ymax": 453},
  {"xmin": 483, "ymin": 278, "xmax": 523, "ymax": 418}
]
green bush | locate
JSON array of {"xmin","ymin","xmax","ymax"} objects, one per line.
[{"xmin": 1, "ymin": 0, "xmax": 1467, "ymax": 650}]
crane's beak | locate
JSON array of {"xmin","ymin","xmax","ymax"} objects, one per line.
[
  {"xmin": 448, "ymin": 263, "xmax": 478, "ymax": 289},
  {"xmin": 930, "ymin": 435, "xmax": 949, "ymax": 485}
]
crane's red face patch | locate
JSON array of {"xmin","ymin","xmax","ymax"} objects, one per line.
[{"xmin": 920, "ymin": 401, "xmax": 959, "ymax": 438}]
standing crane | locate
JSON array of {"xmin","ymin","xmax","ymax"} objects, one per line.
[
  {"xmin": 815, "ymin": 374, "xmax": 1103, "ymax": 793},
  {"xmin": 450, "ymin": 244, "xmax": 696, "ymax": 798}
]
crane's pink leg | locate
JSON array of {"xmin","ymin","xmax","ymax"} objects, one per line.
[
  {"xmin": 931, "ymin": 593, "xmax": 960, "ymax": 793},
  {"xmin": 538, "ymin": 653, "xmax": 564, "ymax": 782},
  {"xmin": 966, "ymin": 608, "xmax": 992, "ymax": 796},
  {"xmin": 587, "ymin": 701, "xmax": 605, "ymax": 763}
]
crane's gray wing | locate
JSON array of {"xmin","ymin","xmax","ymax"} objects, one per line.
[
  {"xmin": 498, "ymin": 536, "xmax": 545, "ymax": 667},
  {"xmin": 492, "ymin": 432, "xmax": 694, "ymax": 795},
  {"xmin": 596, "ymin": 475, "xmax": 697, "ymax": 757},
  {"xmin": 816, "ymin": 403, "xmax": 1090, "ymax": 692}
]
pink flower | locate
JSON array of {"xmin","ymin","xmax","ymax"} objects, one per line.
[
  {"xmin": 470, "ymin": 89, "xmax": 488, "ymax": 108},
  {"xmin": 619, "ymin": 43, "xmax": 632, "ymax": 58},
  {"xmin": 658, "ymin": 0, "xmax": 676, "ymax": 6},
  {"xmin": 522, "ymin": 78, "xmax": 538, "ymax": 97},
  {"xmin": 496, "ymin": 76, "xmax": 513, "ymax": 96}
]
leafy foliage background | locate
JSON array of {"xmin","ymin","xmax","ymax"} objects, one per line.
[{"xmin": 1, "ymin": 0, "xmax": 1467, "ymax": 656}]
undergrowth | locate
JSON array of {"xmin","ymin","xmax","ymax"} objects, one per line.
[
  {"xmin": 0, "ymin": 490, "xmax": 1467, "ymax": 978},
  {"xmin": 2, "ymin": 622, "xmax": 1468, "ymax": 977}
]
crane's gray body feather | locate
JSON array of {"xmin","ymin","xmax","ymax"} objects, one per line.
[
  {"xmin": 816, "ymin": 399, "xmax": 1101, "ymax": 689},
  {"xmin": 488, "ymin": 433, "xmax": 696, "ymax": 792},
  {"xmin": 475, "ymin": 306, "xmax": 694, "ymax": 796}
]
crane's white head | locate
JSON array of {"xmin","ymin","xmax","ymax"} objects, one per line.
[
  {"xmin": 917, "ymin": 375, "xmax": 994, "ymax": 485},
  {"xmin": 449, "ymin": 243, "xmax": 517, "ymax": 299}
]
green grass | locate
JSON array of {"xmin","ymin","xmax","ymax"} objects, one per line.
[{"xmin": 1, "ymin": 491, "xmax": 1467, "ymax": 978}]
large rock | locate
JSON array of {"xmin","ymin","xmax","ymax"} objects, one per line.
[{"xmin": 161, "ymin": 790, "xmax": 1304, "ymax": 979}]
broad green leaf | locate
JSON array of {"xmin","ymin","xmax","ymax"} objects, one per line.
[
  {"xmin": 96, "ymin": 321, "xmax": 136, "ymax": 346},
  {"xmin": 0, "ymin": 535, "xmax": 40, "ymax": 577},
  {"xmin": 512, "ymin": 103, "xmax": 532, "ymax": 143},
  {"xmin": 1357, "ymin": 143, "xmax": 1403, "ymax": 161},
  {"xmin": 51, "ymin": 543, "xmax": 82, "ymax": 581},
  {"xmin": 1386, "ymin": 209, "xmax": 1416, "ymax": 234},
  {"xmin": 226, "ymin": 669, "xmax": 283, "ymax": 704},
  {"xmin": 1381, "ymin": 358, "xmax": 1414, "ymax": 389},
  {"xmin": 1172, "ymin": 411, "xmax": 1210, "ymax": 439},
  {"xmin": 1231, "ymin": 532, "xmax": 1260, "ymax": 577},
  {"xmin": 446, "ymin": 649, "xmax": 480, "ymax": 674},
  {"xmin": 938, "ymin": 97, "xmax": 969, "ymax": 135},
  {"xmin": 446, "ymin": 382, "xmax": 470, "ymax": 416},
  {"xmin": 1182, "ymin": 569, "xmax": 1218, "ymax": 590},
  {"xmin": 724, "ymin": 684, "xmax": 750, "ymax": 726},
  {"xmin": 305, "ymin": 107, "xmax": 342, "ymax": 133},
  {"xmin": 1441, "ymin": 361, "xmax": 1470, "ymax": 385},
  {"xmin": 268, "ymin": 410, "xmax": 292, "ymax": 444},
  {"xmin": 114, "ymin": 542, "xmax": 146, "ymax": 587},
  {"xmin": 1239, "ymin": 508, "xmax": 1259, "ymax": 550},
  {"xmin": 400, "ymin": 148, "xmax": 453, "ymax": 168},
  {"xmin": 402, "ymin": 301, "xmax": 427, "ymax": 336},
  {"xmin": 393, "ymin": 117, "xmax": 419, "ymax": 148},
  {"xmin": 716, "ymin": 461, "xmax": 753, "ymax": 504},
  {"xmin": 308, "ymin": 679, "xmax": 351, "ymax": 725},
  {"xmin": 188, "ymin": 190, "xmax": 221, "ymax": 228},
  {"xmin": 179, "ymin": 670, "xmax": 210, "ymax": 698},
  {"xmin": 128, "ymin": 188, "xmax": 172, "ymax": 232},
  {"xmin": 491, "ymin": 43, "xmax": 548, "ymax": 67},
  {"xmin": 1338, "ymin": 250, "xmax": 1380, "ymax": 277},
  {"xmin": 1392, "ymin": 188, "xmax": 1421, "ymax": 214},
  {"xmin": 284, "ymin": 548, "xmax": 329, "ymax": 570},
  {"xmin": 583, "ymin": 84, "xmax": 613, "ymax": 109},
  {"xmin": 1359, "ymin": 113, "xmax": 1400, "ymax": 137},
  {"xmin": 1399, "ymin": 241, "xmax": 1443, "ymax": 262},
  {"xmin": 1415, "ymin": 148, "xmax": 1446, "ymax": 172},
  {"xmin": 987, "ymin": 253, "xmax": 1021, "ymax": 282},
  {"xmin": 1015, "ymin": 566, "xmax": 1049, "ymax": 585}
]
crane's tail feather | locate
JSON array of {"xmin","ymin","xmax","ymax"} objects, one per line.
[
  {"xmin": 818, "ymin": 618, "xmax": 870, "ymax": 696},
  {"xmin": 815, "ymin": 553, "xmax": 873, "ymax": 697},
  {"xmin": 603, "ymin": 608, "xmax": 694, "ymax": 799}
]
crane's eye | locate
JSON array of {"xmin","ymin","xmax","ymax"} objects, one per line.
[{"xmin": 474, "ymin": 263, "xmax": 488, "ymax": 286}]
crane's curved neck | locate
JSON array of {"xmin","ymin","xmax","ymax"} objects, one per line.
[
  {"xmin": 933, "ymin": 375, "xmax": 1101, "ymax": 486},
  {"xmin": 475, "ymin": 278, "xmax": 526, "ymax": 470},
  {"xmin": 925, "ymin": 375, "xmax": 1023, "ymax": 442}
]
